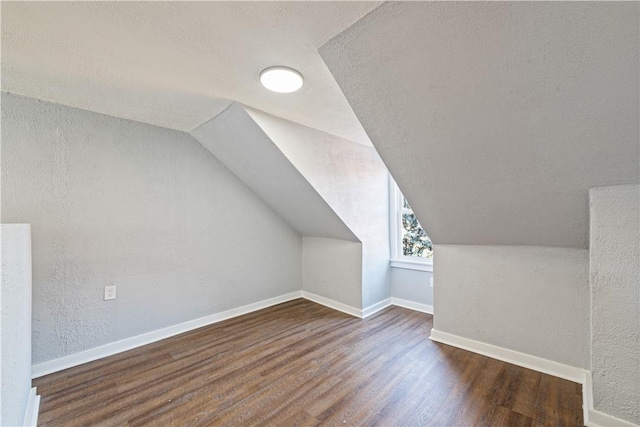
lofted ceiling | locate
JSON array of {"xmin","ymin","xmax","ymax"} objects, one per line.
[
  {"xmin": 1, "ymin": 1, "xmax": 380, "ymax": 145},
  {"xmin": 321, "ymin": 1, "xmax": 639, "ymax": 249}
]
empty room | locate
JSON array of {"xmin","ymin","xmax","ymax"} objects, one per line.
[{"xmin": 1, "ymin": 2, "xmax": 638, "ymax": 426}]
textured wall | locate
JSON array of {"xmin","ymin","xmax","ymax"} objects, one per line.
[
  {"xmin": 190, "ymin": 104, "xmax": 356, "ymax": 242},
  {"xmin": 321, "ymin": 1, "xmax": 639, "ymax": 248},
  {"xmin": 1, "ymin": 93, "xmax": 302, "ymax": 364},
  {"xmin": 248, "ymin": 109, "xmax": 391, "ymax": 308},
  {"xmin": 590, "ymin": 184, "xmax": 640, "ymax": 424},
  {"xmin": 0, "ymin": 224, "xmax": 32, "ymax": 426},
  {"xmin": 434, "ymin": 245, "xmax": 590, "ymax": 368},
  {"xmin": 391, "ymin": 268, "xmax": 432, "ymax": 307},
  {"xmin": 302, "ymin": 237, "xmax": 362, "ymax": 309}
]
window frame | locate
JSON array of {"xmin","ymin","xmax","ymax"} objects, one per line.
[{"xmin": 389, "ymin": 178, "xmax": 433, "ymax": 272}]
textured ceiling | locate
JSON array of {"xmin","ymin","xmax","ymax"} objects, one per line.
[
  {"xmin": 1, "ymin": 1, "xmax": 380, "ymax": 145},
  {"xmin": 321, "ymin": 2, "xmax": 639, "ymax": 248}
]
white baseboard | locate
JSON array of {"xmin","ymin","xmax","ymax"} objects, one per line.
[
  {"xmin": 32, "ymin": 291, "xmax": 303, "ymax": 378},
  {"xmin": 23, "ymin": 387, "xmax": 40, "ymax": 427},
  {"xmin": 587, "ymin": 409, "xmax": 638, "ymax": 427},
  {"xmin": 301, "ymin": 291, "xmax": 363, "ymax": 318},
  {"xmin": 301, "ymin": 293, "xmax": 416, "ymax": 319},
  {"xmin": 362, "ymin": 298, "xmax": 392, "ymax": 318},
  {"xmin": 32, "ymin": 289, "xmax": 435, "ymax": 378},
  {"xmin": 32, "ymin": 290, "xmax": 391, "ymax": 379},
  {"xmin": 430, "ymin": 329, "xmax": 639, "ymax": 427},
  {"xmin": 583, "ymin": 371, "xmax": 639, "ymax": 427},
  {"xmin": 429, "ymin": 329, "xmax": 585, "ymax": 383},
  {"xmin": 30, "ymin": 291, "xmax": 637, "ymax": 426},
  {"xmin": 391, "ymin": 297, "xmax": 433, "ymax": 314},
  {"xmin": 583, "ymin": 370, "xmax": 593, "ymax": 425}
]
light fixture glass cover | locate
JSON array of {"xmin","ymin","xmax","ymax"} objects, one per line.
[{"xmin": 260, "ymin": 66, "xmax": 304, "ymax": 93}]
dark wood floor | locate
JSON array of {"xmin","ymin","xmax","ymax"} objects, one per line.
[{"xmin": 34, "ymin": 299, "xmax": 583, "ymax": 426}]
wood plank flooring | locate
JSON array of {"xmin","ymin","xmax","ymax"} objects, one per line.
[{"xmin": 34, "ymin": 299, "xmax": 584, "ymax": 426}]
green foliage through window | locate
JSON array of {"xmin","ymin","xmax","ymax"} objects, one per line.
[{"xmin": 401, "ymin": 199, "xmax": 433, "ymax": 258}]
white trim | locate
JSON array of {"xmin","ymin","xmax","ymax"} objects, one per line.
[
  {"xmin": 362, "ymin": 298, "xmax": 392, "ymax": 318},
  {"xmin": 584, "ymin": 370, "xmax": 593, "ymax": 425},
  {"xmin": 429, "ymin": 329, "xmax": 640, "ymax": 427},
  {"xmin": 23, "ymin": 387, "xmax": 40, "ymax": 427},
  {"xmin": 389, "ymin": 177, "xmax": 433, "ymax": 264},
  {"xmin": 429, "ymin": 329, "xmax": 585, "ymax": 383},
  {"xmin": 390, "ymin": 259, "xmax": 433, "ymax": 272},
  {"xmin": 300, "ymin": 291, "xmax": 362, "ymax": 318},
  {"xmin": 29, "ymin": 288, "xmax": 640, "ymax": 427},
  {"xmin": 302, "ymin": 292, "xmax": 428, "ymax": 319},
  {"xmin": 587, "ymin": 408, "xmax": 638, "ymax": 427},
  {"xmin": 391, "ymin": 297, "xmax": 433, "ymax": 314},
  {"xmin": 32, "ymin": 291, "xmax": 434, "ymax": 379},
  {"xmin": 389, "ymin": 176, "xmax": 401, "ymax": 260},
  {"xmin": 583, "ymin": 371, "xmax": 639, "ymax": 427},
  {"xmin": 32, "ymin": 291, "xmax": 303, "ymax": 378}
]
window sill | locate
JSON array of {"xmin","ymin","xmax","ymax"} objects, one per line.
[{"xmin": 390, "ymin": 259, "xmax": 433, "ymax": 272}]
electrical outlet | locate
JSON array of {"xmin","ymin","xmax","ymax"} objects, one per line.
[
  {"xmin": 430, "ymin": 277, "xmax": 434, "ymax": 288},
  {"xmin": 104, "ymin": 285, "xmax": 116, "ymax": 301}
]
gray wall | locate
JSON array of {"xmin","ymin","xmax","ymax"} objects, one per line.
[
  {"xmin": 0, "ymin": 224, "xmax": 32, "ymax": 426},
  {"xmin": 248, "ymin": 109, "xmax": 391, "ymax": 308},
  {"xmin": 190, "ymin": 104, "xmax": 357, "ymax": 242},
  {"xmin": 321, "ymin": 1, "xmax": 639, "ymax": 249},
  {"xmin": 434, "ymin": 245, "xmax": 590, "ymax": 368},
  {"xmin": 302, "ymin": 237, "xmax": 362, "ymax": 308},
  {"xmin": 391, "ymin": 268, "xmax": 432, "ymax": 307},
  {"xmin": 590, "ymin": 184, "xmax": 640, "ymax": 424},
  {"xmin": 1, "ymin": 93, "xmax": 302, "ymax": 364}
]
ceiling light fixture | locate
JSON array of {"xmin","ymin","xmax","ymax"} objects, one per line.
[{"xmin": 260, "ymin": 66, "xmax": 304, "ymax": 93}]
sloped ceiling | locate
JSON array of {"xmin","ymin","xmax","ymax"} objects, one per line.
[
  {"xmin": 320, "ymin": 2, "xmax": 639, "ymax": 249},
  {"xmin": 190, "ymin": 103, "xmax": 358, "ymax": 242},
  {"xmin": 246, "ymin": 108, "xmax": 387, "ymax": 243},
  {"xmin": 1, "ymin": 1, "xmax": 380, "ymax": 145}
]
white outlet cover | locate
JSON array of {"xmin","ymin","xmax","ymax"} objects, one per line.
[{"xmin": 104, "ymin": 285, "xmax": 116, "ymax": 300}]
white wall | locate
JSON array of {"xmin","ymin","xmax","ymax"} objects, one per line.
[
  {"xmin": 391, "ymin": 268, "xmax": 432, "ymax": 307},
  {"xmin": 248, "ymin": 109, "xmax": 391, "ymax": 308},
  {"xmin": 0, "ymin": 224, "xmax": 32, "ymax": 426},
  {"xmin": 433, "ymin": 245, "xmax": 590, "ymax": 368},
  {"xmin": 1, "ymin": 93, "xmax": 302, "ymax": 364},
  {"xmin": 590, "ymin": 184, "xmax": 640, "ymax": 424},
  {"xmin": 302, "ymin": 237, "xmax": 362, "ymax": 309}
]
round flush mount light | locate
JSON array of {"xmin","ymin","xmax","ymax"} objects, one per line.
[{"xmin": 260, "ymin": 66, "xmax": 304, "ymax": 93}]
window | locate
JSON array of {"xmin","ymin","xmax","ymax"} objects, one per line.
[{"xmin": 390, "ymin": 179, "xmax": 433, "ymax": 271}]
